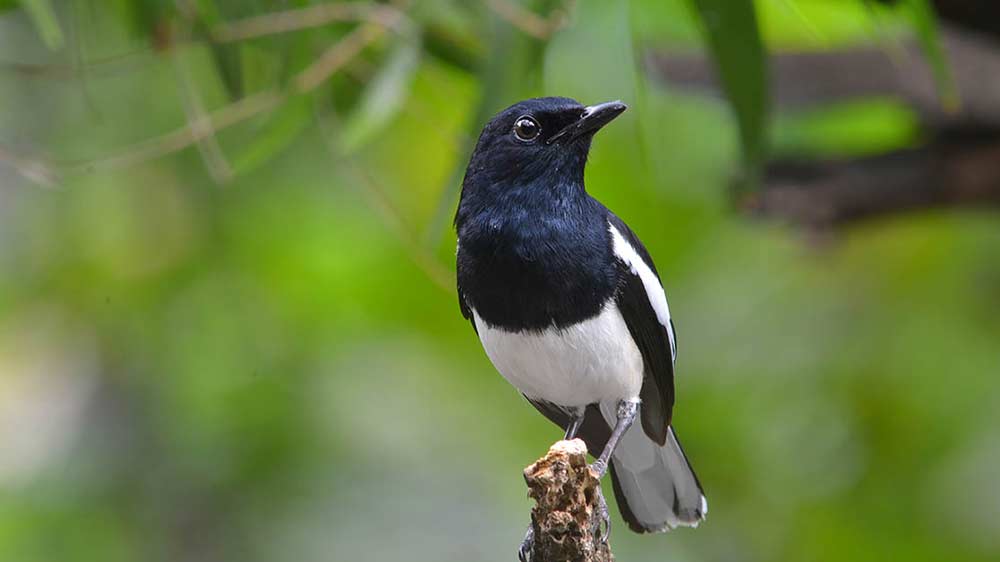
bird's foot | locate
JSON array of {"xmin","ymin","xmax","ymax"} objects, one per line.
[
  {"xmin": 594, "ymin": 484, "xmax": 611, "ymax": 545},
  {"xmin": 517, "ymin": 524, "xmax": 534, "ymax": 562},
  {"xmin": 589, "ymin": 458, "xmax": 609, "ymax": 478}
]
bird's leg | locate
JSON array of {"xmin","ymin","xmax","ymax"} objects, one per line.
[
  {"xmin": 589, "ymin": 398, "xmax": 639, "ymax": 478},
  {"xmin": 564, "ymin": 407, "xmax": 585, "ymax": 440}
]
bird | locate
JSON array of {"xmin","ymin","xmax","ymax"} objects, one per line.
[{"xmin": 454, "ymin": 97, "xmax": 707, "ymax": 558}]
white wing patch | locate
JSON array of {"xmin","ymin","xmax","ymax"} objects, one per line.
[{"xmin": 608, "ymin": 221, "xmax": 677, "ymax": 360}]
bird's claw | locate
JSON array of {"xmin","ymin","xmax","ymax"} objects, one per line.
[
  {"xmin": 589, "ymin": 459, "xmax": 608, "ymax": 478},
  {"xmin": 594, "ymin": 485, "xmax": 612, "ymax": 545},
  {"xmin": 518, "ymin": 524, "xmax": 534, "ymax": 562}
]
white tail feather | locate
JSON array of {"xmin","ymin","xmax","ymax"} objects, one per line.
[{"xmin": 609, "ymin": 421, "xmax": 707, "ymax": 532}]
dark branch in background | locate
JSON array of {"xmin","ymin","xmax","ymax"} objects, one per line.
[
  {"xmin": 878, "ymin": 0, "xmax": 1000, "ymax": 43},
  {"xmin": 649, "ymin": 24, "xmax": 1000, "ymax": 127},
  {"xmin": 647, "ymin": 7, "xmax": 1000, "ymax": 229},
  {"xmin": 746, "ymin": 132, "xmax": 1000, "ymax": 227}
]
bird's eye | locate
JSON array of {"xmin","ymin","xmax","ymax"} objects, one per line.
[{"xmin": 513, "ymin": 116, "xmax": 540, "ymax": 142}]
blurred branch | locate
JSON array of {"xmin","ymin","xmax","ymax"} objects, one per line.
[
  {"xmin": 648, "ymin": 23, "xmax": 1000, "ymax": 228},
  {"xmin": 647, "ymin": 23, "xmax": 1000, "ymax": 127},
  {"xmin": 67, "ymin": 20, "xmax": 395, "ymax": 176},
  {"xmin": 876, "ymin": 0, "xmax": 1000, "ymax": 45},
  {"xmin": 0, "ymin": 145, "xmax": 59, "ymax": 186},
  {"xmin": 172, "ymin": 17, "xmax": 234, "ymax": 184},
  {"xmin": 70, "ymin": 90, "xmax": 284, "ymax": 174},
  {"xmin": 210, "ymin": 2, "xmax": 405, "ymax": 43},
  {"xmin": 0, "ymin": 51, "xmax": 152, "ymax": 80},
  {"xmin": 5, "ymin": 1, "xmax": 443, "ymax": 189},
  {"xmin": 523, "ymin": 440, "xmax": 613, "ymax": 562},
  {"xmin": 0, "ymin": 3, "xmax": 406, "ymax": 80},
  {"xmin": 751, "ymin": 133, "xmax": 1000, "ymax": 228},
  {"xmin": 293, "ymin": 21, "xmax": 388, "ymax": 92},
  {"xmin": 67, "ymin": 0, "xmax": 99, "ymax": 116},
  {"xmin": 487, "ymin": 0, "xmax": 573, "ymax": 40}
]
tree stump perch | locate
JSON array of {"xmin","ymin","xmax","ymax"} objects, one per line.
[{"xmin": 523, "ymin": 439, "xmax": 614, "ymax": 562}]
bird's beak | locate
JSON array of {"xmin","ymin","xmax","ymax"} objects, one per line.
[{"xmin": 547, "ymin": 100, "xmax": 628, "ymax": 144}]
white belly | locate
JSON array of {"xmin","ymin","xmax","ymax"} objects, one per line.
[{"xmin": 472, "ymin": 303, "xmax": 644, "ymax": 407}]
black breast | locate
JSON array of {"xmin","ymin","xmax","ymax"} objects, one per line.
[{"xmin": 456, "ymin": 200, "xmax": 619, "ymax": 332}]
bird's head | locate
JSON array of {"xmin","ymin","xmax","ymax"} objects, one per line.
[{"xmin": 459, "ymin": 97, "xmax": 627, "ymax": 200}]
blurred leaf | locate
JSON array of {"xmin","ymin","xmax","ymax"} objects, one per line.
[
  {"xmin": 761, "ymin": 0, "xmax": 877, "ymax": 48},
  {"xmin": 19, "ymin": 0, "xmax": 63, "ymax": 49},
  {"xmin": 777, "ymin": 0, "xmax": 826, "ymax": 43},
  {"xmin": 423, "ymin": 23, "xmax": 484, "ymax": 72},
  {"xmin": 239, "ymin": 43, "xmax": 283, "ymax": 95},
  {"xmin": 688, "ymin": 0, "xmax": 768, "ymax": 185},
  {"xmin": 231, "ymin": 97, "xmax": 312, "ymax": 175},
  {"xmin": 902, "ymin": 0, "xmax": 959, "ymax": 111},
  {"xmin": 337, "ymin": 34, "xmax": 422, "ymax": 153},
  {"xmin": 192, "ymin": 2, "xmax": 240, "ymax": 99},
  {"xmin": 417, "ymin": 0, "xmax": 486, "ymax": 71},
  {"xmin": 192, "ymin": 0, "xmax": 221, "ymax": 24},
  {"xmin": 771, "ymin": 98, "xmax": 920, "ymax": 157},
  {"xmin": 106, "ymin": 0, "xmax": 174, "ymax": 41},
  {"xmin": 210, "ymin": 43, "xmax": 245, "ymax": 99}
]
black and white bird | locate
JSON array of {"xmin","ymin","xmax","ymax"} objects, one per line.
[{"xmin": 454, "ymin": 97, "xmax": 706, "ymax": 550}]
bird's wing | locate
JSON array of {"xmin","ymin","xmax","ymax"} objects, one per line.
[
  {"xmin": 525, "ymin": 397, "xmax": 611, "ymax": 454},
  {"xmin": 456, "ymin": 240, "xmax": 479, "ymax": 335},
  {"xmin": 607, "ymin": 212, "xmax": 676, "ymax": 446},
  {"xmin": 457, "ymin": 284, "xmax": 478, "ymax": 335}
]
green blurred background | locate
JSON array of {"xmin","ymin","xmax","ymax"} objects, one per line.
[{"xmin": 2, "ymin": 1, "xmax": 999, "ymax": 561}]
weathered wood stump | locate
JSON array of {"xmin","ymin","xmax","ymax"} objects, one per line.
[{"xmin": 523, "ymin": 439, "xmax": 614, "ymax": 562}]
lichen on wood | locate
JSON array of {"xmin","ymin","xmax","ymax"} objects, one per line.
[{"xmin": 523, "ymin": 439, "xmax": 613, "ymax": 562}]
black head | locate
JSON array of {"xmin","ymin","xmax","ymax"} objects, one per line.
[
  {"xmin": 458, "ymin": 97, "xmax": 627, "ymax": 202},
  {"xmin": 454, "ymin": 97, "xmax": 629, "ymax": 330}
]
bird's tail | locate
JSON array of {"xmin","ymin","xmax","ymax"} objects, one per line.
[{"xmin": 609, "ymin": 424, "xmax": 707, "ymax": 533}]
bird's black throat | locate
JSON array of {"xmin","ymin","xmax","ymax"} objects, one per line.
[{"xmin": 456, "ymin": 178, "xmax": 619, "ymax": 332}]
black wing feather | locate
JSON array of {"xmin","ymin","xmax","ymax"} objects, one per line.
[
  {"xmin": 607, "ymin": 212, "xmax": 675, "ymax": 446},
  {"xmin": 526, "ymin": 398, "xmax": 611, "ymax": 457},
  {"xmin": 457, "ymin": 280, "xmax": 478, "ymax": 335}
]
